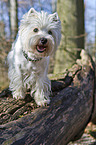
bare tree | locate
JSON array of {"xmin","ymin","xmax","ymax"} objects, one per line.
[
  {"xmin": 52, "ymin": 0, "xmax": 57, "ymax": 13},
  {"xmin": 9, "ymin": 0, "xmax": 18, "ymax": 39},
  {"xmin": 54, "ymin": 0, "xmax": 85, "ymax": 74},
  {"xmin": 0, "ymin": 1, "xmax": 5, "ymax": 37}
]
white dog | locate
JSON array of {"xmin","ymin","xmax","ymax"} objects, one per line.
[{"xmin": 7, "ymin": 8, "xmax": 61, "ymax": 106}]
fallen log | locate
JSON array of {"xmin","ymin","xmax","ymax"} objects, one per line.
[{"xmin": 0, "ymin": 50, "xmax": 95, "ymax": 145}]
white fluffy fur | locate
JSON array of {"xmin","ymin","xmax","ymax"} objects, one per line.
[{"xmin": 7, "ymin": 8, "xmax": 61, "ymax": 106}]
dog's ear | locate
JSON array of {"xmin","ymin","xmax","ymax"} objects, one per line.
[
  {"xmin": 28, "ymin": 8, "xmax": 37, "ymax": 15},
  {"xmin": 51, "ymin": 12, "xmax": 59, "ymax": 22}
]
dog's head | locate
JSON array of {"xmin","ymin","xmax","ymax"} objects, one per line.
[{"xmin": 19, "ymin": 8, "xmax": 61, "ymax": 58}]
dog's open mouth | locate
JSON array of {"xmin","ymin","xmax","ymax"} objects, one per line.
[{"xmin": 36, "ymin": 45, "xmax": 46, "ymax": 53}]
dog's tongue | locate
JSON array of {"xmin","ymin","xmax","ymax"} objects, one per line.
[{"xmin": 36, "ymin": 45, "xmax": 46, "ymax": 53}]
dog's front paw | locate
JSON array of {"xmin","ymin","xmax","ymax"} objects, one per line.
[
  {"xmin": 35, "ymin": 97, "xmax": 50, "ymax": 106},
  {"xmin": 12, "ymin": 90, "xmax": 25, "ymax": 99},
  {"xmin": 34, "ymin": 91, "xmax": 50, "ymax": 106}
]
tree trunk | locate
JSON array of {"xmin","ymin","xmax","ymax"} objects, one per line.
[
  {"xmin": 0, "ymin": 50, "xmax": 95, "ymax": 145},
  {"xmin": 52, "ymin": 0, "xmax": 57, "ymax": 13},
  {"xmin": 0, "ymin": 22, "xmax": 5, "ymax": 37},
  {"xmin": 9, "ymin": 0, "xmax": 18, "ymax": 39},
  {"xmin": 54, "ymin": 0, "xmax": 85, "ymax": 73}
]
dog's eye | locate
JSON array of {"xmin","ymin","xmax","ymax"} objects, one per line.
[
  {"xmin": 33, "ymin": 28, "xmax": 39, "ymax": 32},
  {"xmin": 48, "ymin": 30, "xmax": 52, "ymax": 35}
]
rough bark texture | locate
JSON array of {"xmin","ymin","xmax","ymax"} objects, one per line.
[
  {"xmin": 0, "ymin": 50, "xmax": 95, "ymax": 145},
  {"xmin": 9, "ymin": 0, "xmax": 18, "ymax": 39},
  {"xmin": 54, "ymin": 0, "xmax": 85, "ymax": 73}
]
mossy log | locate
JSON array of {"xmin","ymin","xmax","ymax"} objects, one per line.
[{"xmin": 0, "ymin": 50, "xmax": 95, "ymax": 145}]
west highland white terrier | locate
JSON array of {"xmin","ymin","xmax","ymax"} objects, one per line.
[{"xmin": 7, "ymin": 8, "xmax": 61, "ymax": 106}]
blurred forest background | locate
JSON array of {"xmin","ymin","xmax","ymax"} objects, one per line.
[{"xmin": 0, "ymin": 0, "xmax": 96, "ymax": 91}]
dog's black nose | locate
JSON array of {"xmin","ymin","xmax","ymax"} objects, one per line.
[{"xmin": 40, "ymin": 38, "xmax": 47, "ymax": 44}]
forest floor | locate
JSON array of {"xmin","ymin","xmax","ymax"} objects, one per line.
[{"xmin": 69, "ymin": 123, "xmax": 96, "ymax": 145}]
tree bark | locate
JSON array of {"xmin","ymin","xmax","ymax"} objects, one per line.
[
  {"xmin": 9, "ymin": 0, "xmax": 18, "ymax": 39},
  {"xmin": 54, "ymin": 0, "xmax": 85, "ymax": 73},
  {"xmin": 0, "ymin": 50, "xmax": 95, "ymax": 145}
]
